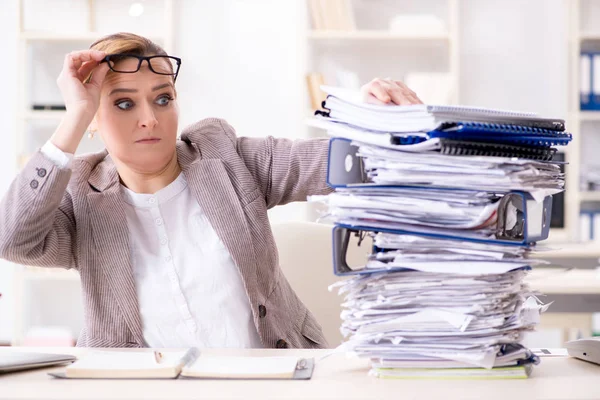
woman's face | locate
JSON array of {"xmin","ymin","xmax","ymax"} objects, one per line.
[{"xmin": 96, "ymin": 57, "xmax": 179, "ymax": 173}]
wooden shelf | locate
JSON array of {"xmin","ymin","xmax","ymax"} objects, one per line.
[
  {"xmin": 23, "ymin": 110, "xmax": 66, "ymax": 121},
  {"xmin": 526, "ymin": 268, "xmax": 600, "ymax": 295},
  {"xmin": 20, "ymin": 31, "xmax": 164, "ymax": 43},
  {"xmin": 578, "ymin": 111, "xmax": 600, "ymax": 121},
  {"xmin": 580, "ymin": 33, "xmax": 600, "ymax": 41},
  {"xmin": 533, "ymin": 243, "xmax": 600, "ymax": 259},
  {"xmin": 307, "ymin": 30, "xmax": 450, "ymax": 41},
  {"xmin": 21, "ymin": 31, "xmax": 104, "ymax": 42},
  {"xmin": 580, "ymin": 191, "xmax": 600, "ymax": 201},
  {"xmin": 547, "ymin": 228, "xmax": 570, "ymax": 243}
]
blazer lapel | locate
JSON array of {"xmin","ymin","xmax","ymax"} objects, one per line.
[
  {"xmin": 87, "ymin": 159, "xmax": 145, "ymax": 346},
  {"xmin": 182, "ymin": 159, "xmax": 259, "ymax": 296}
]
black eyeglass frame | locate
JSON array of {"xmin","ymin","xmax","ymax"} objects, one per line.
[{"xmin": 100, "ymin": 54, "xmax": 182, "ymax": 82}]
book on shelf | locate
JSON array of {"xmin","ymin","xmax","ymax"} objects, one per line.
[
  {"xmin": 308, "ymin": 0, "xmax": 325, "ymax": 30},
  {"xmin": 32, "ymin": 104, "xmax": 66, "ymax": 111},
  {"xmin": 306, "ymin": 72, "xmax": 327, "ymax": 111},
  {"xmin": 307, "ymin": 0, "xmax": 355, "ymax": 31}
]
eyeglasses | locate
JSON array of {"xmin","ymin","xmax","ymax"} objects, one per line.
[{"xmin": 100, "ymin": 54, "xmax": 182, "ymax": 82}]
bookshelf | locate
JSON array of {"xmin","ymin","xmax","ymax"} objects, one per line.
[
  {"xmin": 307, "ymin": 30, "xmax": 451, "ymax": 41},
  {"xmin": 303, "ymin": 0, "xmax": 459, "ymax": 221},
  {"xmin": 304, "ymin": 0, "xmax": 460, "ymax": 124},
  {"xmin": 559, "ymin": 0, "xmax": 600, "ymax": 255},
  {"xmin": 11, "ymin": 0, "xmax": 174, "ymax": 345}
]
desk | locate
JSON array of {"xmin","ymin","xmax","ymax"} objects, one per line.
[{"xmin": 1, "ymin": 347, "xmax": 600, "ymax": 400}]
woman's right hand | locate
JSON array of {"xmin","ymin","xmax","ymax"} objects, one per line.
[
  {"xmin": 51, "ymin": 50, "xmax": 110, "ymax": 154},
  {"xmin": 57, "ymin": 50, "xmax": 110, "ymax": 120}
]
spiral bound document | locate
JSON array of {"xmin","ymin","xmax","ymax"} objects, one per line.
[
  {"xmin": 427, "ymin": 133, "xmax": 570, "ymax": 147},
  {"xmin": 427, "ymin": 122, "xmax": 573, "ymax": 146},
  {"xmin": 436, "ymin": 139, "xmax": 557, "ymax": 161},
  {"xmin": 438, "ymin": 121, "xmax": 569, "ymax": 136},
  {"xmin": 319, "ymin": 86, "xmax": 566, "ymax": 132}
]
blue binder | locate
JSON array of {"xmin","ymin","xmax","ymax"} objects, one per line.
[
  {"xmin": 327, "ymin": 138, "xmax": 365, "ymax": 188},
  {"xmin": 326, "ymin": 137, "xmax": 562, "ymax": 188},
  {"xmin": 331, "ymin": 224, "xmax": 535, "ymax": 276},
  {"xmin": 581, "ymin": 52, "xmax": 598, "ymax": 111},
  {"xmin": 426, "ymin": 122, "xmax": 572, "ymax": 147},
  {"xmin": 325, "ymin": 138, "xmax": 553, "ymax": 245}
]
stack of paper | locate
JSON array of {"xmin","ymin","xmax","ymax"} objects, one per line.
[
  {"xmin": 356, "ymin": 145, "xmax": 564, "ymax": 192},
  {"xmin": 314, "ymin": 86, "xmax": 566, "ymax": 133},
  {"xmin": 311, "ymin": 86, "xmax": 570, "ymax": 161},
  {"xmin": 311, "ymin": 87, "xmax": 571, "ymax": 379},
  {"xmin": 330, "ymin": 232, "xmax": 550, "ymax": 377},
  {"xmin": 313, "ymin": 188, "xmax": 543, "ymax": 241}
]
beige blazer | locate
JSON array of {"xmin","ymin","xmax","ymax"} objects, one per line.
[{"xmin": 0, "ymin": 118, "xmax": 332, "ymax": 349}]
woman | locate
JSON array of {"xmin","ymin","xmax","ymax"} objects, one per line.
[{"xmin": 0, "ymin": 33, "xmax": 421, "ymax": 349}]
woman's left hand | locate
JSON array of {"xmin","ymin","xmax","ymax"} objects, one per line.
[{"xmin": 361, "ymin": 78, "xmax": 423, "ymax": 106}]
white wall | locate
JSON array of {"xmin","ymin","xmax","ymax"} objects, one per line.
[
  {"xmin": 172, "ymin": 0, "xmax": 311, "ymax": 223},
  {"xmin": 459, "ymin": 0, "xmax": 568, "ymax": 117}
]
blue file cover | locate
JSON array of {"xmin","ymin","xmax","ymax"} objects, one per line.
[
  {"xmin": 331, "ymin": 224, "xmax": 539, "ymax": 276},
  {"xmin": 427, "ymin": 122, "xmax": 572, "ymax": 146}
]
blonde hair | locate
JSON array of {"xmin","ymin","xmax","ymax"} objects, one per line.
[
  {"xmin": 90, "ymin": 32, "xmax": 168, "ymax": 57},
  {"xmin": 86, "ymin": 32, "xmax": 175, "ymax": 84}
]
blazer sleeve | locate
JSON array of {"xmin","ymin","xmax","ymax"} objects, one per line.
[
  {"xmin": 220, "ymin": 121, "xmax": 333, "ymax": 208},
  {"xmin": 0, "ymin": 151, "xmax": 77, "ymax": 269}
]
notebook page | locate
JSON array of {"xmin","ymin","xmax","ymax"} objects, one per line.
[
  {"xmin": 66, "ymin": 351, "xmax": 186, "ymax": 372},
  {"xmin": 182, "ymin": 356, "xmax": 299, "ymax": 379}
]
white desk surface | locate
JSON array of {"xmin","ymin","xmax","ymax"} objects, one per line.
[{"xmin": 1, "ymin": 347, "xmax": 600, "ymax": 400}]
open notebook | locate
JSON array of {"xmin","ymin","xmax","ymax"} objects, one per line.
[{"xmin": 48, "ymin": 348, "xmax": 314, "ymax": 380}]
